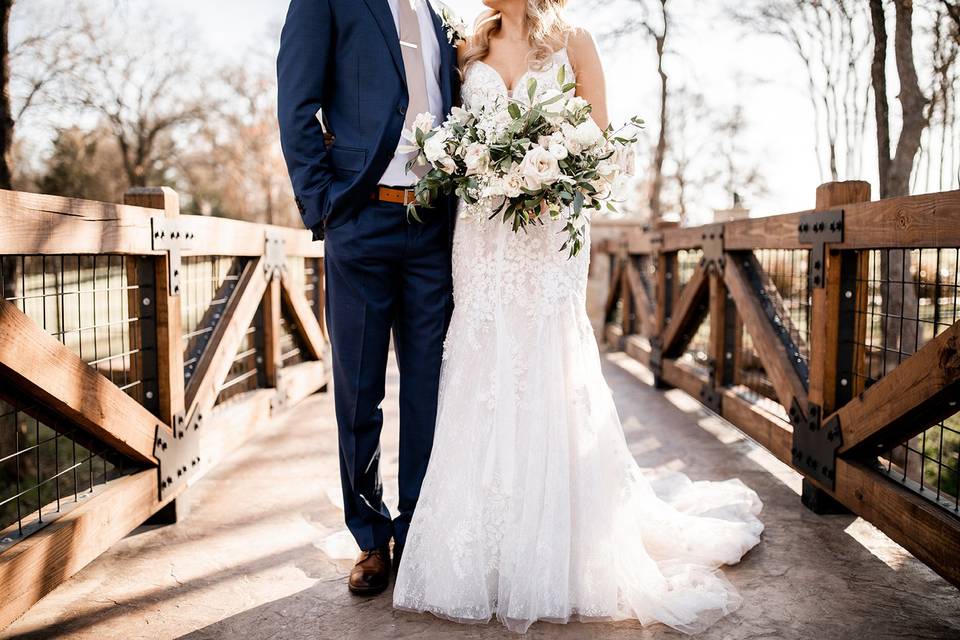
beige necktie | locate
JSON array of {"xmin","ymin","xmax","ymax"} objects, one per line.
[{"xmin": 397, "ymin": 0, "xmax": 430, "ymax": 178}]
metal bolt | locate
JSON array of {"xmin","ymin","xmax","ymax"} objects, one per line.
[
  {"xmin": 840, "ymin": 378, "xmax": 848, "ymax": 386},
  {"xmin": 844, "ymin": 290, "xmax": 853, "ymax": 299},
  {"xmin": 146, "ymin": 390, "xmax": 154, "ymax": 400},
  {"xmin": 726, "ymin": 351, "xmax": 733, "ymax": 359},
  {"xmin": 142, "ymin": 297, "xmax": 151, "ymax": 306}
]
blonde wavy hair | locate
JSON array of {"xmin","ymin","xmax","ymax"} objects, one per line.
[{"xmin": 462, "ymin": 1, "xmax": 571, "ymax": 72}]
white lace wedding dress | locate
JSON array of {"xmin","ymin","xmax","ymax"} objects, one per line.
[{"xmin": 393, "ymin": 49, "xmax": 764, "ymax": 635}]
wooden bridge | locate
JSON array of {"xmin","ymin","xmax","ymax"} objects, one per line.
[{"xmin": 0, "ymin": 182, "xmax": 959, "ymax": 638}]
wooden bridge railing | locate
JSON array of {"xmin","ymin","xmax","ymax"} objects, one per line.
[
  {"xmin": 597, "ymin": 181, "xmax": 960, "ymax": 588},
  {"xmin": 0, "ymin": 187, "xmax": 328, "ymax": 628}
]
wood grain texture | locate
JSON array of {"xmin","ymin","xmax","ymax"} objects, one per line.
[
  {"xmin": 626, "ymin": 259, "xmax": 656, "ymax": 338},
  {"xmin": 0, "ymin": 469, "xmax": 168, "ymax": 630},
  {"xmin": 724, "ymin": 254, "xmax": 808, "ymax": 413},
  {"xmin": 660, "ymin": 264, "xmax": 708, "ymax": 356},
  {"xmin": 720, "ymin": 390, "xmax": 793, "ymax": 465},
  {"xmin": 835, "ymin": 320, "xmax": 960, "ymax": 454},
  {"xmin": 262, "ymin": 276, "xmax": 282, "ymax": 387},
  {"xmin": 0, "ymin": 189, "xmax": 158, "ymax": 255},
  {"xmin": 0, "ymin": 300, "xmax": 165, "ymax": 466},
  {"xmin": 184, "ymin": 258, "xmax": 268, "ymax": 419},
  {"xmin": 280, "ymin": 276, "xmax": 327, "ymax": 362}
]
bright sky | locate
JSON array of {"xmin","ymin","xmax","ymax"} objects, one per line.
[{"xmin": 92, "ymin": 0, "xmax": 848, "ymax": 219}]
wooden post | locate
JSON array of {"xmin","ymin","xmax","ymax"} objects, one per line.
[
  {"xmin": 804, "ymin": 180, "xmax": 870, "ymax": 513},
  {"xmin": 809, "ymin": 181, "xmax": 871, "ymax": 414},
  {"xmin": 263, "ymin": 274, "xmax": 282, "ymax": 387},
  {"xmin": 124, "ymin": 188, "xmax": 185, "ymax": 428},
  {"xmin": 708, "ymin": 270, "xmax": 728, "ymax": 387}
]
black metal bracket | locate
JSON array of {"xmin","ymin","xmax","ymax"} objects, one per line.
[
  {"xmin": 136, "ymin": 258, "xmax": 161, "ymax": 416},
  {"xmin": 151, "ymin": 216, "xmax": 196, "ymax": 295},
  {"xmin": 154, "ymin": 410, "xmax": 202, "ymax": 501},
  {"xmin": 790, "ymin": 399, "xmax": 843, "ymax": 489},
  {"xmin": 264, "ymin": 230, "xmax": 287, "ymax": 280},
  {"xmin": 698, "ymin": 358, "xmax": 723, "ymax": 414},
  {"xmin": 798, "ymin": 209, "xmax": 843, "ymax": 290},
  {"xmin": 699, "ymin": 224, "xmax": 725, "ymax": 275}
]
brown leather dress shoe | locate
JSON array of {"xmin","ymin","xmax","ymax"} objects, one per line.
[{"xmin": 348, "ymin": 547, "xmax": 391, "ymax": 596}]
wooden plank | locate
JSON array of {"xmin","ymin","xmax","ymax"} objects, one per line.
[
  {"xmin": 0, "ymin": 469, "xmax": 169, "ymax": 629},
  {"xmin": 659, "ymin": 226, "xmax": 705, "ymax": 252},
  {"xmin": 605, "ymin": 323, "xmax": 624, "ymax": 350},
  {"xmin": 0, "ymin": 300, "xmax": 164, "ymax": 466},
  {"xmin": 177, "ymin": 215, "xmax": 324, "ymax": 259},
  {"xmin": 185, "ymin": 258, "xmax": 268, "ymax": 417},
  {"xmin": 277, "ymin": 360, "xmax": 328, "ymax": 406},
  {"xmin": 709, "ymin": 272, "xmax": 727, "ymax": 385},
  {"xmin": 832, "ymin": 459, "xmax": 960, "ymax": 587},
  {"xmin": 660, "ymin": 264, "xmax": 708, "ymax": 356},
  {"xmin": 624, "ymin": 335, "xmax": 652, "ymax": 368},
  {"xmin": 625, "ymin": 259, "xmax": 656, "ymax": 338},
  {"xmin": 724, "ymin": 210, "xmax": 811, "ymax": 250},
  {"xmin": 280, "ymin": 276, "xmax": 327, "ymax": 361},
  {"xmin": 834, "ymin": 320, "xmax": 960, "ymax": 454},
  {"xmin": 724, "ymin": 254, "xmax": 808, "ymax": 413},
  {"xmin": 661, "ymin": 359, "xmax": 706, "ymax": 399},
  {"xmin": 195, "ymin": 389, "xmax": 275, "ymax": 479},
  {"xmin": 720, "ymin": 390, "xmax": 793, "ymax": 465},
  {"xmin": 809, "ymin": 181, "xmax": 871, "ymax": 413},
  {"xmin": 262, "ymin": 276, "xmax": 282, "ymax": 387},
  {"xmin": 124, "ymin": 188, "xmax": 186, "ymax": 428},
  {"xmin": 0, "ymin": 189, "xmax": 158, "ymax": 255},
  {"xmin": 655, "ymin": 251, "xmax": 676, "ymax": 336},
  {"xmin": 840, "ymin": 188, "xmax": 960, "ymax": 249},
  {"xmin": 603, "ymin": 255, "xmax": 624, "ymax": 323}
]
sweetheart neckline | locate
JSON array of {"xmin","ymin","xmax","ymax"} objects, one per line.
[{"xmin": 471, "ymin": 49, "xmax": 570, "ymax": 96}]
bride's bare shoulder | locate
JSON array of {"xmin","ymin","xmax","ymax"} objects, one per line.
[{"xmin": 564, "ymin": 25, "xmax": 598, "ymax": 58}]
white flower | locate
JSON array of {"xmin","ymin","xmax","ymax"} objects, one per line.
[
  {"xmin": 448, "ymin": 106, "xmax": 471, "ymax": 125},
  {"xmin": 463, "ymin": 143, "xmax": 490, "ymax": 176},
  {"xmin": 548, "ymin": 143, "xmax": 568, "ymax": 160},
  {"xmin": 566, "ymin": 96, "xmax": 589, "ymax": 113},
  {"xmin": 412, "ymin": 112, "xmax": 436, "ymax": 136},
  {"xmin": 571, "ymin": 119, "xmax": 604, "ymax": 152},
  {"xmin": 437, "ymin": 154, "xmax": 457, "ymax": 174},
  {"xmin": 518, "ymin": 146, "xmax": 561, "ymax": 191},
  {"xmin": 502, "ymin": 167, "xmax": 525, "ymax": 198},
  {"xmin": 423, "ymin": 129, "xmax": 450, "ymax": 163},
  {"xmin": 436, "ymin": 3, "xmax": 467, "ymax": 46}
]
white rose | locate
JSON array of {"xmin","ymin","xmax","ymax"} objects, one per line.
[
  {"xmin": 463, "ymin": 143, "xmax": 490, "ymax": 176},
  {"xmin": 412, "ymin": 112, "xmax": 436, "ymax": 136},
  {"xmin": 448, "ymin": 106, "xmax": 471, "ymax": 125},
  {"xmin": 519, "ymin": 146, "xmax": 562, "ymax": 191},
  {"xmin": 566, "ymin": 96, "xmax": 589, "ymax": 113},
  {"xmin": 502, "ymin": 167, "xmax": 525, "ymax": 198},
  {"xmin": 571, "ymin": 119, "xmax": 604, "ymax": 152},
  {"xmin": 423, "ymin": 130, "xmax": 450, "ymax": 162},
  {"xmin": 548, "ymin": 143, "xmax": 568, "ymax": 160},
  {"xmin": 437, "ymin": 154, "xmax": 457, "ymax": 174},
  {"xmin": 561, "ymin": 122, "xmax": 582, "ymax": 156}
]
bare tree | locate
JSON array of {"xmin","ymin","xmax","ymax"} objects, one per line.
[
  {"xmin": 870, "ymin": 0, "xmax": 930, "ymax": 356},
  {"xmin": 69, "ymin": 7, "xmax": 208, "ymax": 188},
  {"xmin": 1, "ymin": 0, "xmax": 12, "ymax": 191},
  {"xmin": 642, "ymin": 0, "xmax": 669, "ymax": 226},
  {"xmin": 736, "ymin": 0, "xmax": 872, "ymax": 183},
  {"xmin": 712, "ymin": 104, "xmax": 768, "ymax": 211}
]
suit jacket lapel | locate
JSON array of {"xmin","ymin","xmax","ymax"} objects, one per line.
[
  {"xmin": 426, "ymin": 1, "xmax": 455, "ymax": 115},
  {"xmin": 360, "ymin": 0, "xmax": 406, "ymax": 85}
]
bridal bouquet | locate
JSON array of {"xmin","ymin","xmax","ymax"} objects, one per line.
[{"xmin": 401, "ymin": 67, "xmax": 643, "ymax": 257}]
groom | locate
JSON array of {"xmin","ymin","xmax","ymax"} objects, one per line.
[{"xmin": 278, "ymin": 0, "xmax": 459, "ymax": 596}]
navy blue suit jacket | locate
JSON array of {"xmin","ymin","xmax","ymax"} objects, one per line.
[{"xmin": 278, "ymin": 0, "xmax": 460, "ymax": 238}]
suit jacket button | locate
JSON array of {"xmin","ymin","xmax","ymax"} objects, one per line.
[{"xmin": 397, "ymin": 105, "xmax": 406, "ymax": 115}]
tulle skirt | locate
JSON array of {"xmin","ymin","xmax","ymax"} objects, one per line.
[{"xmin": 393, "ymin": 217, "xmax": 763, "ymax": 634}]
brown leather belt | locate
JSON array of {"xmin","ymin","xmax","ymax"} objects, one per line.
[{"xmin": 371, "ymin": 186, "xmax": 417, "ymax": 206}]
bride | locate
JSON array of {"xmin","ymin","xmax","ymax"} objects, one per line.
[{"xmin": 393, "ymin": 0, "xmax": 764, "ymax": 634}]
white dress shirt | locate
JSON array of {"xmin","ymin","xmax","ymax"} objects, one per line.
[{"xmin": 381, "ymin": 0, "xmax": 444, "ymax": 187}]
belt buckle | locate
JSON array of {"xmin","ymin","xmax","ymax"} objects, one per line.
[{"xmin": 402, "ymin": 188, "xmax": 416, "ymax": 206}]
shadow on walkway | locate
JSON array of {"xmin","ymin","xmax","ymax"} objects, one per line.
[{"xmin": 3, "ymin": 353, "xmax": 959, "ymax": 640}]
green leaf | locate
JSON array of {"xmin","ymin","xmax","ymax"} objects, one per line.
[
  {"xmin": 508, "ymin": 102, "xmax": 522, "ymax": 120},
  {"xmin": 527, "ymin": 77, "xmax": 537, "ymax": 102},
  {"xmin": 557, "ymin": 65, "xmax": 566, "ymax": 85},
  {"xmin": 573, "ymin": 190, "xmax": 584, "ymax": 215}
]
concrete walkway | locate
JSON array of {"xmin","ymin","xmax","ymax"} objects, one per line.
[{"xmin": 4, "ymin": 352, "xmax": 960, "ymax": 640}]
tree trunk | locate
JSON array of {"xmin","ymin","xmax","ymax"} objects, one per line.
[
  {"xmin": 1, "ymin": 0, "xmax": 13, "ymax": 191},
  {"xmin": 648, "ymin": 1, "xmax": 668, "ymax": 225},
  {"xmin": 869, "ymin": 0, "xmax": 891, "ymax": 199},
  {"xmin": 873, "ymin": 0, "xmax": 928, "ymax": 357}
]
